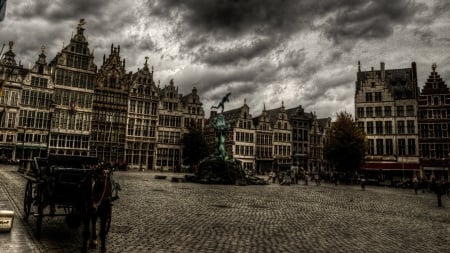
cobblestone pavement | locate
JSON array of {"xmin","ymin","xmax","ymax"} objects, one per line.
[{"xmin": 1, "ymin": 164, "xmax": 450, "ymax": 253}]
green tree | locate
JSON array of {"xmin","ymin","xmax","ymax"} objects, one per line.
[
  {"xmin": 324, "ymin": 111, "xmax": 366, "ymax": 175},
  {"xmin": 182, "ymin": 127, "xmax": 210, "ymax": 168}
]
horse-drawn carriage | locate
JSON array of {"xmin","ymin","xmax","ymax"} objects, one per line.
[{"xmin": 22, "ymin": 154, "xmax": 120, "ymax": 252}]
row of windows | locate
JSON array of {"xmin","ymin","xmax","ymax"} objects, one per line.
[
  {"xmin": 256, "ymin": 134, "xmax": 272, "ymax": 145},
  {"xmin": 0, "ymin": 90, "xmax": 19, "ymax": 106},
  {"xmin": 158, "ymin": 131, "xmax": 181, "ymax": 144},
  {"xmin": 129, "ymin": 100, "xmax": 158, "ymax": 115},
  {"xmin": 274, "ymin": 132, "xmax": 291, "ymax": 142},
  {"xmin": 357, "ymin": 105, "xmax": 415, "ymax": 118},
  {"xmin": 95, "ymin": 92, "xmax": 128, "ymax": 106},
  {"xmin": 365, "ymin": 92, "xmax": 383, "ymax": 102},
  {"xmin": 419, "ymin": 124, "xmax": 450, "ymax": 138},
  {"xmin": 55, "ymin": 69, "xmax": 95, "ymax": 89},
  {"xmin": 0, "ymin": 112, "xmax": 16, "ymax": 128},
  {"xmin": 21, "ymin": 90, "xmax": 52, "ymax": 108},
  {"xmin": 358, "ymin": 120, "xmax": 415, "ymax": 135},
  {"xmin": 163, "ymin": 102, "xmax": 179, "ymax": 111},
  {"xmin": 184, "ymin": 118, "xmax": 203, "ymax": 129},
  {"xmin": 187, "ymin": 106, "xmax": 201, "ymax": 115},
  {"xmin": 54, "ymin": 90, "xmax": 93, "ymax": 109},
  {"xmin": 420, "ymin": 143, "xmax": 450, "ymax": 159},
  {"xmin": 19, "ymin": 110, "xmax": 50, "ymax": 129},
  {"xmin": 155, "ymin": 148, "xmax": 181, "ymax": 167},
  {"xmin": 51, "ymin": 111, "xmax": 91, "ymax": 132},
  {"xmin": 49, "ymin": 134, "xmax": 89, "ymax": 149},
  {"xmin": 30, "ymin": 76, "xmax": 49, "ymax": 88},
  {"xmin": 367, "ymin": 138, "xmax": 416, "ymax": 156},
  {"xmin": 238, "ymin": 120, "xmax": 253, "ymax": 129},
  {"xmin": 235, "ymin": 145, "xmax": 254, "ymax": 156},
  {"xmin": 92, "ymin": 111, "xmax": 127, "ymax": 125},
  {"xmin": 274, "ymin": 145, "xmax": 291, "ymax": 156},
  {"xmin": 293, "ymin": 129, "xmax": 309, "ymax": 141},
  {"xmin": 255, "ymin": 147, "xmax": 272, "ymax": 158},
  {"xmin": 235, "ymin": 131, "xmax": 254, "ymax": 143},
  {"xmin": 66, "ymin": 54, "xmax": 90, "ymax": 70},
  {"xmin": 158, "ymin": 115, "xmax": 181, "ymax": 128},
  {"xmin": 127, "ymin": 119, "xmax": 157, "ymax": 137},
  {"xmin": 418, "ymin": 109, "xmax": 450, "ymax": 120},
  {"xmin": 17, "ymin": 132, "xmax": 47, "ymax": 143}
]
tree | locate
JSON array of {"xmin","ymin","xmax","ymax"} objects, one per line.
[
  {"xmin": 182, "ymin": 127, "xmax": 210, "ymax": 169},
  {"xmin": 324, "ymin": 111, "xmax": 366, "ymax": 175}
]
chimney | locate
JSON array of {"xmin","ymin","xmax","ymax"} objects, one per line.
[{"xmin": 380, "ymin": 62, "xmax": 385, "ymax": 82}]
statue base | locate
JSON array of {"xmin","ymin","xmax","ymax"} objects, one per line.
[{"xmin": 185, "ymin": 155, "xmax": 268, "ymax": 185}]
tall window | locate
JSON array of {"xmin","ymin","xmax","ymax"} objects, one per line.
[
  {"xmin": 374, "ymin": 92, "xmax": 382, "ymax": 102},
  {"xmin": 397, "ymin": 120, "xmax": 405, "ymax": 134},
  {"xmin": 376, "ymin": 121, "xmax": 383, "ymax": 134},
  {"xmin": 407, "ymin": 139, "xmax": 416, "ymax": 155},
  {"xmin": 384, "ymin": 106, "xmax": 392, "ymax": 117},
  {"xmin": 366, "ymin": 107, "xmax": 373, "ymax": 117},
  {"xmin": 386, "ymin": 139, "xmax": 393, "ymax": 155},
  {"xmin": 406, "ymin": 105, "xmax": 414, "ymax": 117},
  {"xmin": 367, "ymin": 122, "xmax": 374, "ymax": 134},
  {"xmin": 357, "ymin": 107, "xmax": 364, "ymax": 118},
  {"xmin": 368, "ymin": 139, "xmax": 374, "ymax": 155},
  {"xmin": 375, "ymin": 106, "xmax": 382, "ymax": 117},
  {"xmin": 396, "ymin": 106, "xmax": 404, "ymax": 117},
  {"xmin": 365, "ymin": 93, "xmax": 373, "ymax": 102},
  {"xmin": 398, "ymin": 139, "xmax": 406, "ymax": 155},
  {"xmin": 376, "ymin": 139, "xmax": 384, "ymax": 155},
  {"xmin": 385, "ymin": 121, "xmax": 392, "ymax": 134},
  {"xmin": 407, "ymin": 120, "xmax": 415, "ymax": 134}
]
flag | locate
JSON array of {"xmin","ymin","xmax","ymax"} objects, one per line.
[{"xmin": 0, "ymin": 0, "xmax": 7, "ymax": 22}]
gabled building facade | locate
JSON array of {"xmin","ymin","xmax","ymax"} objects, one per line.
[
  {"xmin": 355, "ymin": 62, "xmax": 420, "ymax": 180},
  {"xmin": 418, "ymin": 63, "xmax": 450, "ymax": 178},
  {"xmin": 49, "ymin": 20, "xmax": 97, "ymax": 156},
  {"xmin": 0, "ymin": 41, "xmax": 26, "ymax": 160},
  {"xmin": 19, "ymin": 46, "xmax": 55, "ymax": 159},
  {"xmin": 91, "ymin": 44, "xmax": 129, "ymax": 164},
  {"xmin": 126, "ymin": 59, "xmax": 159, "ymax": 170}
]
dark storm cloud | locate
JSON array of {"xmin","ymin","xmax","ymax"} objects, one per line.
[
  {"xmin": 195, "ymin": 37, "xmax": 277, "ymax": 66},
  {"xmin": 12, "ymin": 0, "xmax": 106, "ymax": 21},
  {"xmin": 323, "ymin": 0, "xmax": 425, "ymax": 45},
  {"xmin": 148, "ymin": 0, "xmax": 426, "ymax": 59}
]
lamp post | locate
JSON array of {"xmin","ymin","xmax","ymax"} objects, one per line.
[
  {"xmin": 22, "ymin": 123, "xmax": 26, "ymax": 160},
  {"xmin": 47, "ymin": 102, "xmax": 55, "ymax": 158}
]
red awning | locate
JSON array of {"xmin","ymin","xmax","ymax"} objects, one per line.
[{"xmin": 361, "ymin": 163, "xmax": 419, "ymax": 171}]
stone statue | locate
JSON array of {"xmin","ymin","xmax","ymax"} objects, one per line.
[
  {"xmin": 213, "ymin": 114, "xmax": 230, "ymax": 160},
  {"xmin": 212, "ymin": 93, "xmax": 231, "ymax": 160},
  {"xmin": 211, "ymin": 92, "xmax": 231, "ymax": 113}
]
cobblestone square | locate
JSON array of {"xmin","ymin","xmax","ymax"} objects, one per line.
[{"xmin": 1, "ymin": 165, "xmax": 450, "ymax": 253}]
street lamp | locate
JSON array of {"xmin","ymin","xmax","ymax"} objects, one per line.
[{"xmin": 47, "ymin": 101, "xmax": 55, "ymax": 158}]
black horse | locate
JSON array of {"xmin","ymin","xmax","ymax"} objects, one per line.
[{"xmin": 81, "ymin": 164, "xmax": 120, "ymax": 253}]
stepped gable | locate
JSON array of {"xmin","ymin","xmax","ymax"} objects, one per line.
[{"xmin": 420, "ymin": 63, "xmax": 450, "ymax": 95}]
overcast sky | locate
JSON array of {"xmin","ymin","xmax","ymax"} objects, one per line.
[{"xmin": 1, "ymin": 0, "xmax": 450, "ymax": 119}]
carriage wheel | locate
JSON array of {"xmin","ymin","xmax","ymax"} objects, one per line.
[
  {"xmin": 35, "ymin": 186, "xmax": 44, "ymax": 238},
  {"xmin": 23, "ymin": 181, "xmax": 33, "ymax": 221}
]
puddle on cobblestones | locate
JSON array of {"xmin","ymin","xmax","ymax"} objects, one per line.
[
  {"xmin": 210, "ymin": 204, "xmax": 232, "ymax": 208},
  {"xmin": 110, "ymin": 225, "xmax": 132, "ymax": 233}
]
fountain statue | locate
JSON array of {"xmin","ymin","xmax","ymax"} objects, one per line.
[{"xmin": 185, "ymin": 93, "xmax": 267, "ymax": 185}]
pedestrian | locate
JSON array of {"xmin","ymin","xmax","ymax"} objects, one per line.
[
  {"xmin": 433, "ymin": 178, "xmax": 445, "ymax": 207},
  {"xmin": 305, "ymin": 172, "xmax": 309, "ymax": 186},
  {"xmin": 412, "ymin": 175, "xmax": 419, "ymax": 195},
  {"xmin": 315, "ymin": 173, "xmax": 320, "ymax": 186},
  {"xmin": 360, "ymin": 175, "xmax": 366, "ymax": 191},
  {"xmin": 272, "ymin": 171, "xmax": 277, "ymax": 183},
  {"xmin": 267, "ymin": 170, "xmax": 275, "ymax": 183}
]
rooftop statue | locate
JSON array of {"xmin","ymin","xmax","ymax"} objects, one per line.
[{"xmin": 211, "ymin": 92, "xmax": 231, "ymax": 114}]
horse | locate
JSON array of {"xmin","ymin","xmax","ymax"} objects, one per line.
[{"xmin": 80, "ymin": 164, "xmax": 120, "ymax": 253}]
